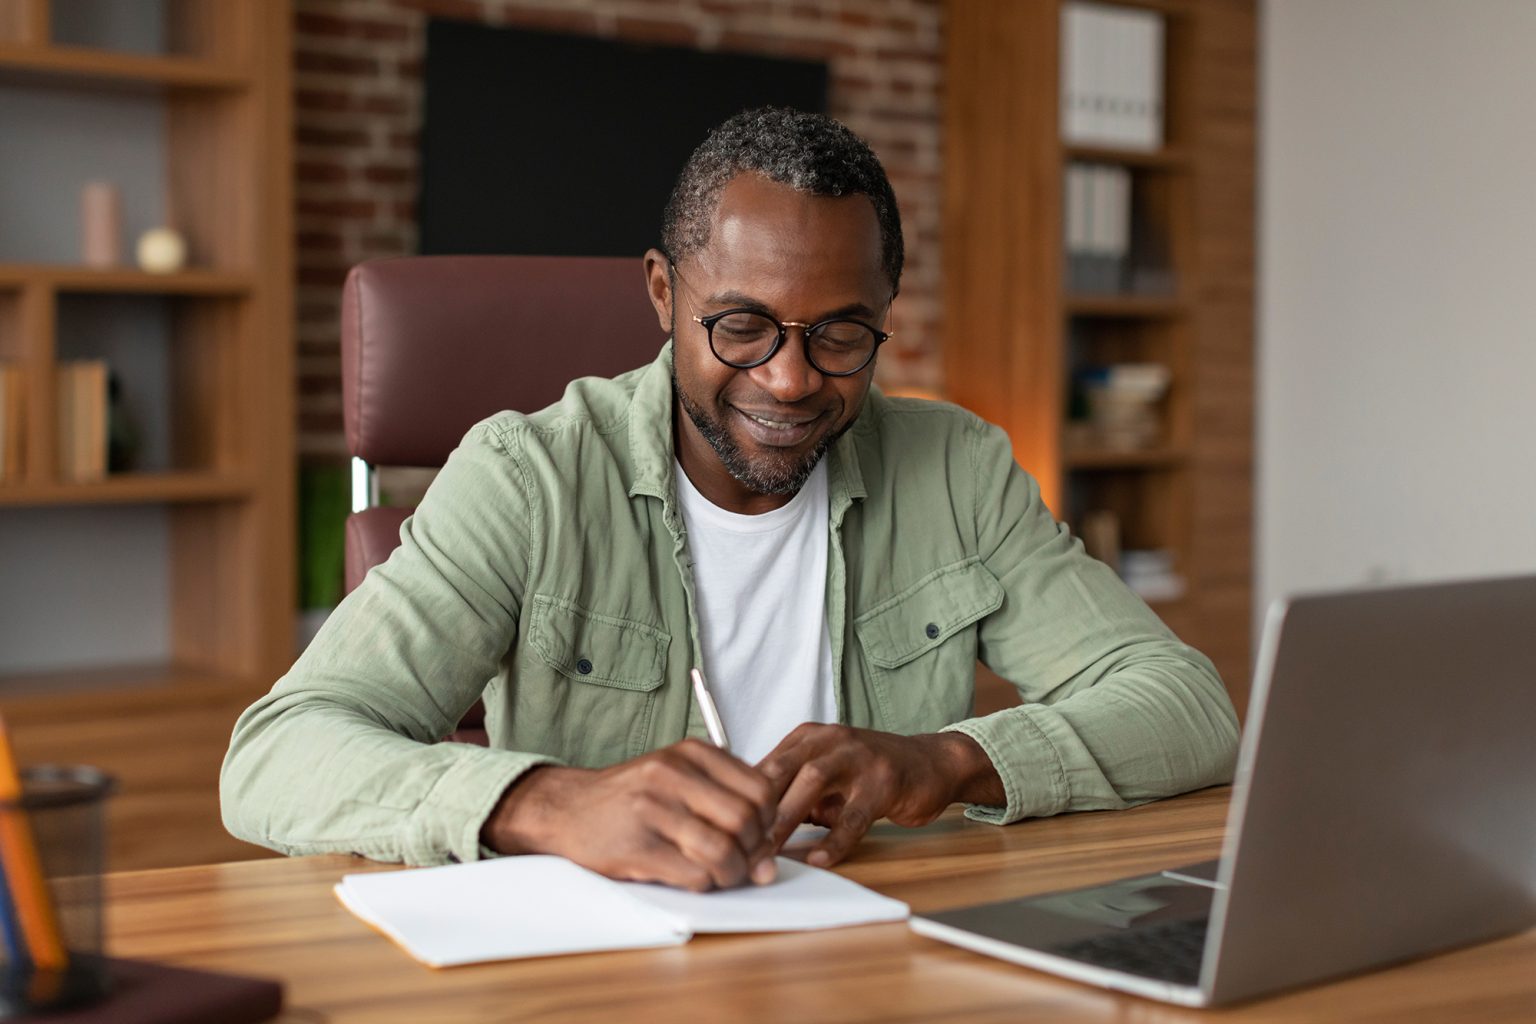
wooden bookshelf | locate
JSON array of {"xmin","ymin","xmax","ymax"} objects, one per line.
[
  {"xmin": 0, "ymin": 470, "xmax": 254, "ymax": 507},
  {"xmin": 0, "ymin": 40, "xmax": 248, "ymax": 90},
  {"xmin": 944, "ymin": 0, "xmax": 1255, "ymax": 708},
  {"xmin": 0, "ymin": 263, "xmax": 256, "ymax": 295},
  {"xmin": 0, "ymin": 0, "xmax": 293, "ymax": 867}
]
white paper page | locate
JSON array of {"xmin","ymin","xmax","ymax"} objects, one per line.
[
  {"xmin": 617, "ymin": 857, "xmax": 909, "ymax": 934},
  {"xmin": 335, "ymin": 856, "xmax": 689, "ymax": 967},
  {"xmin": 783, "ymin": 822, "xmax": 830, "ymax": 848}
]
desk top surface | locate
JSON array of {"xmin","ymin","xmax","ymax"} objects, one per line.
[{"xmin": 106, "ymin": 788, "xmax": 1535, "ymax": 1023}]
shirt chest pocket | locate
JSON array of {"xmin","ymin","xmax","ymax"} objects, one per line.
[
  {"xmin": 853, "ymin": 558, "xmax": 1004, "ymax": 733},
  {"xmin": 517, "ymin": 594, "xmax": 670, "ymax": 765}
]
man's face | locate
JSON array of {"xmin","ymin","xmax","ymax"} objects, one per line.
[{"xmin": 646, "ymin": 173, "xmax": 890, "ymax": 514}]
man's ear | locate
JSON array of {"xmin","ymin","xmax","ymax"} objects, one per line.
[{"xmin": 642, "ymin": 248, "xmax": 674, "ymax": 335}]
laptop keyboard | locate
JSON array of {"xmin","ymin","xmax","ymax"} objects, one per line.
[{"xmin": 1051, "ymin": 917, "xmax": 1209, "ymax": 985}]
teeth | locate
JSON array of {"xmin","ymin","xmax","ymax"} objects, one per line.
[{"xmin": 746, "ymin": 413, "xmax": 801, "ymax": 429}]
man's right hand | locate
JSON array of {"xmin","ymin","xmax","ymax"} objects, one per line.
[{"xmin": 478, "ymin": 739, "xmax": 779, "ymax": 892}]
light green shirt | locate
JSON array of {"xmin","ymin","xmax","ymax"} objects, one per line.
[{"xmin": 221, "ymin": 343, "xmax": 1237, "ymax": 866}]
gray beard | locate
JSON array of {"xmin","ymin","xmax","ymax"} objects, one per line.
[{"xmin": 671, "ymin": 364, "xmax": 845, "ymax": 497}]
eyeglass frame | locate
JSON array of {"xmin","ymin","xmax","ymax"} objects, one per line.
[{"xmin": 671, "ymin": 264, "xmax": 894, "ymax": 378}]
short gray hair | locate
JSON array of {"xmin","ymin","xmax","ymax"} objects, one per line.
[{"xmin": 660, "ymin": 107, "xmax": 904, "ymax": 293}]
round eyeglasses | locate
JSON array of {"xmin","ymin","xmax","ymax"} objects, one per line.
[
  {"xmin": 692, "ymin": 308, "xmax": 891, "ymax": 377},
  {"xmin": 670, "ymin": 265, "xmax": 893, "ymax": 377}
]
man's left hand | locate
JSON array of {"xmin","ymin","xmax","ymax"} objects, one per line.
[{"xmin": 757, "ymin": 724, "xmax": 1005, "ymax": 868}]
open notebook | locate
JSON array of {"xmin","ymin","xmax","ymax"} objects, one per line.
[{"xmin": 336, "ymin": 855, "xmax": 909, "ymax": 967}]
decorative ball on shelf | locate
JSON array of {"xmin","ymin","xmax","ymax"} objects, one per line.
[{"xmin": 135, "ymin": 227, "xmax": 188, "ymax": 274}]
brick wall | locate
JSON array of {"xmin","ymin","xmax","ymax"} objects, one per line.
[{"xmin": 293, "ymin": 0, "xmax": 945, "ymax": 458}]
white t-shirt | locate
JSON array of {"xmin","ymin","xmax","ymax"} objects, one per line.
[{"xmin": 674, "ymin": 460, "xmax": 837, "ymax": 765}]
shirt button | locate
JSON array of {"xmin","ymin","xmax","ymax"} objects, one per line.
[
  {"xmin": 576, "ymin": 658, "xmax": 594, "ymax": 675},
  {"xmin": 925, "ymin": 623, "xmax": 941, "ymax": 640}
]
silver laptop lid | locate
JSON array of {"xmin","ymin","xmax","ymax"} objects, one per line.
[{"xmin": 1204, "ymin": 575, "xmax": 1536, "ymax": 1004}]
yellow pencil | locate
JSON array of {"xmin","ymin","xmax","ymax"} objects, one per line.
[{"xmin": 0, "ymin": 716, "xmax": 69, "ymax": 971}]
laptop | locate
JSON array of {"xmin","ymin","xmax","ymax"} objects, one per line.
[{"xmin": 910, "ymin": 575, "xmax": 1536, "ymax": 1006}]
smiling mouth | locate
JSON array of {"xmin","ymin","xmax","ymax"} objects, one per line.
[
  {"xmin": 741, "ymin": 410, "xmax": 814, "ymax": 429},
  {"xmin": 731, "ymin": 406, "xmax": 825, "ymax": 447}
]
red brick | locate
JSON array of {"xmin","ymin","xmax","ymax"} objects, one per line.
[
  {"xmin": 874, "ymin": 47, "xmax": 941, "ymax": 64},
  {"xmin": 298, "ymin": 302, "xmax": 338, "ymax": 324},
  {"xmin": 297, "ymin": 199, "xmax": 378, "ymax": 219},
  {"xmin": 296, "ymin": 231, "xmax": 344, "ymax": 251},
  {"xmin": 615, "ymin": 17, "xmax": 700, "ymax": 49},
  {"xmin": 360, "ymin": 232, "xmax": 410, "ymax": 251},
  {"xmin": 502, "ymin": 9, "xmax": 600, "ymax": 36},
  {"xmin": 300, "ymin": 410, "xmax": 345, "ymax": 434},
  {"xmin": 299, "ymin": 373, "xmax": 342, "ymax": 395},
  {"xmin": 700, "ymin": 0, "xmax": 773, "ymax": 15},
  {"xmin": 388, "ymin": 130, "xmax": 419, "ymax": 150},
  {"xmin": 294, "ymin": 49, "xmax": 381, "ymax": 75},
  {"xmin": 389, "ymin": 0, "xmax": 485, "ymax": 20},
  {"xmin": 296, "ymin": 160, "xmax": 350, "ymax": 184},
  {"xmin": 296, "ymin": 124, "xmax": 371, "ymax": 148},
  {"xmin": 868, "ymin": 107, "xmax": 939, "ymax": 125},
  {"xmin": 299, "ymin": 265, "xmax": 350, "ymax": 287},
  {"xmin": 298, "ymin": 338, "xmax": 341, "ymax": 359},
  {"xmin": 295, "ymin": 11, "xmax": 412, "ymax": 43},
  {"xmin": 362, "ymin": 163, "xmax": 415, "ymax": 185},
  {"xmin": 716, "ymin": 32, "xmax": 848, "ymax": 61},
  {"xmin": 296, "ymin": 88, "xmax": 411, "ymax": 116}
]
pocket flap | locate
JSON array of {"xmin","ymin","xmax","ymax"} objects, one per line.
[
  {"xmin": 854, "ymin": 558, "xmax": 1004, "ymax": 670},
  {"xmin": 529, "ymin": 595, "xmax": 669, "ymax": 691}
]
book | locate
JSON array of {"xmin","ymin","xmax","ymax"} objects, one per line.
[
  {"xmin": 0, "ymin": 365, "xmax": 22, "ymax": 483},
  {"xmin": 1065, "ymin": 162, "xmax": 1131, "ymax": 293},
  {"xmin": 336, "ymin": 855, "xmax": 910, "ymax": 968},
  {"xmin": 1060, "ymin": 2, "xmax": 1165, "ymax": 150},
  {"xmin": 53, "ymin": 362, "xmax": 107, "ymax": 483}
]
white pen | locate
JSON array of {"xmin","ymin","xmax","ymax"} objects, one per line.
[{"xmin": 689, "ymin": 668, "xmax": 731, "ymax": 751}]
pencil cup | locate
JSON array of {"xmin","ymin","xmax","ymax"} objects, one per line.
[{"xmin": 0, "ymin": 765, "xmax": 116, "ymax": 1017}]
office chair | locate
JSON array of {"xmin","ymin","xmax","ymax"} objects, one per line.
[{"xmin": 340, "ymin": 254, "xmax": 667, "ymax": 743}]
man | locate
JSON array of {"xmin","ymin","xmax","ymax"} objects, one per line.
[{"xmin": 222, "ymin": 108, "xmax": 1237, "ymax": 891}]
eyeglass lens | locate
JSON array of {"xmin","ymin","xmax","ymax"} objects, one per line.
[{"xmin": 709, "ymin": 312, "xmax": 877, "ymax": 374}]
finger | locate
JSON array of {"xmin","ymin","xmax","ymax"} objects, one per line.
[
  {"xmin": 642, "ymin": 798, "xmax": 751, "ymax": 890},
  {"xmin": 769, "ymin": 757, "xmax": 845, "ymax": 851},
  {"xmin": 609, "ymin": 830, "xmax": 715, "ymax": 893},
  {"xmin": 672, "ymin": 739, "xmax": 777, "ymax": 833},
  {"xmin": 756, "ymin": 724, "xmax": 826, "ymax": 802},
  {"xmin": 806, "ymin": 798, "xmax": 877, "ymax": 868},
  {"xmin": 635, "ymin": 748, "xmax": 776, "ymax": 883}
]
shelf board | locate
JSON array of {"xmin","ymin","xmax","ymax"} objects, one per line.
[
  {"xmin": 0, "ymin": 43, "xmax": 248, "ymax": 91},
  {"xmin": 0, "ymin": 660, "xmax": 259, "ymax": 710},
  {"xmin": 1089, "ymin": 0, "xmax": 1195, "ymax": 18},
  {"xmin": 1064, "ymin": 143, "xmax": 1192, "ymax": 170},
  {"xmin": 1064, "ymin": 445, "xmax": 1188, "ymax": 470},
  {"xmin": 1064, "ymin": 293, "xmax": 1188, "ymax": 318},
  {"xmin": 0, "ymin": 264, "xmax": 255, "ymax": 297},
  {"xmin": 0, "ymin": 471, "xmax": 253, "ymax": 507}
]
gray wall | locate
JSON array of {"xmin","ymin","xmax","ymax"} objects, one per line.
[
  {"xmin": 1259, "ymin": 0, "xmax": 1536, "ymax": 623},
  {"xmin": 0, "ymin": 58, "xmax": 174, "ymax": 674}
]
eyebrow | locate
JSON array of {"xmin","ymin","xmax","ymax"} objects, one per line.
[{"xmin": 704, "ymin": 289, "xmax": 883, "ymax": 322}]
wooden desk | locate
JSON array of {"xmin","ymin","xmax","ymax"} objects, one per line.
[{"xmin": 106, "ymin": 788, "xmax": 1535, "ymax": 1023}]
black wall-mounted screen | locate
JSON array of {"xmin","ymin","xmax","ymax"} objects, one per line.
[{"xmin": 420, "ymin": 20, "xmax": 829, "ymax": 258}]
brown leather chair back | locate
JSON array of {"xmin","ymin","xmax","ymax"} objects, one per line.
[{"xmin": 339, "ymin": 254, "xmax": 666, "ymax": 743}]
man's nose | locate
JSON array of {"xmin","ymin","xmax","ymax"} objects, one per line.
[{"xmin": 748, "ymin": 327, "xmax": 823, "ymax": 403}]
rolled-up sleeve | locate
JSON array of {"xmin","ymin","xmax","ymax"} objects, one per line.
[
  {"xmin": 942, "ymin": 421, "xmax": 1239, "ymax": 824},
  {"xmin": 220, "ymin": 421, "xmax": 562, "ymax": 865}
]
